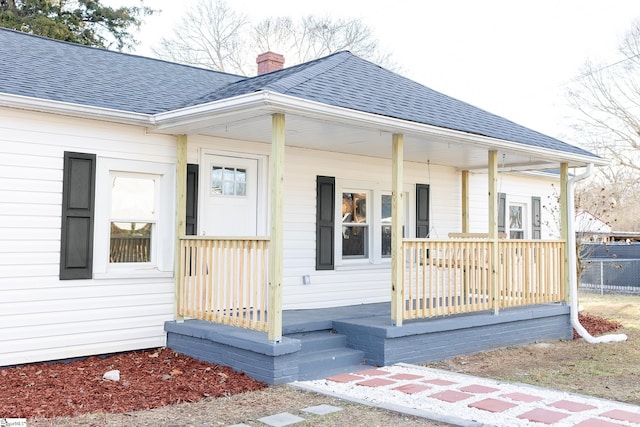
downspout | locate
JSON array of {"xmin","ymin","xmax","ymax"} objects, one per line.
[{"xmin": 567, "ymin": 164, "xmax": 627, "ymax": 343}]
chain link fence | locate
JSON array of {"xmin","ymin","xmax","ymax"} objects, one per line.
[{"xmin": 579, "ymin": 243, "xmax": 640, "ymax": 294}]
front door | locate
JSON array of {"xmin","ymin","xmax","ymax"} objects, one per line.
[{"xmin": 200, "ymin": 153, "xmax": 258, "ymax": 236}]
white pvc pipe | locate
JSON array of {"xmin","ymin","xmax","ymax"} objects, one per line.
[{"xmin": 567, "ymin": 164, "xmax": 627, "ymax": 343}]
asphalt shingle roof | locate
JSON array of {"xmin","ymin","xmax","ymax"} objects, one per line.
[
  {"xmin": 0, "ymin": 28, "xmax": 242, "ymax": 114},
  {"xmin": 0, "ymin": 28, "xmax": 596, "ymax": 159},
  {"xmin": 192, "ymin": 52, "xmax": 595, "ymax": 158}
]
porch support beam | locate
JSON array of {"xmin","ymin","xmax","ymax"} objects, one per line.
[
  {"xmin": 461, "ymin": 170, "xmax": 470, "ymax": 233},
  {"xmin": 391, "ymin": 133, "xmax": 404, "ymax": 326},
  {"xmin": 174, "ymin": 134, "xmax": 188, "ymax": 322},
  {"xmin": 559, "ymin": 162, "xmax": 570, "ymax": 303},
  {"xmin": 268, "ymin": 113, "xmax": 285, "ymax": 342},
  {"xmin": 488, "ymin": 150, "xmax": 499, "ymax": 314}
]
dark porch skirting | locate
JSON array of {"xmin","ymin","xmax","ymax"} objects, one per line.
[{"xmin": 165, "ymin": 303, "xmax": 571, "ymax": 385}]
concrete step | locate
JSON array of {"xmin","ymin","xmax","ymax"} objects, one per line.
[
  {"xmin": 297, "ymin": 347, "xmax": 366, "ymax": 381},
  {"xmin": 286, "ymin": 330, "xmax": 347, "ymax": 354},
  {"xmin": 286, "ymin": 330, "xmax": 370, "ymax": 381}
]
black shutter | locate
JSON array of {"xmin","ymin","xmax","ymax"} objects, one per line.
[
  {"xmin": 416, "ymin": 184, "xmax": 430, "ymax": 238},
  {"xmin": 59, "ymin": 152, "xmax": 96, "ymax": 280},
  {"xmin": 497, "ymin": 192, "xmax": 506, "ymax": 234},
  {"xmin": 186, "ymin": 164, "xmax": 198, "ymax": 236},
  {"xmin": 532, "ymin": 196, "xmax": 541, "ymax": 239},
  {"xmin": 316, "ymin": 176, "xmax": 335, "ymax": 270}
]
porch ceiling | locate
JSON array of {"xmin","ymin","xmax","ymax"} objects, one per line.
[{"xmin": 151, "ymin": 95, "xmax": 599, "ymax": 171}]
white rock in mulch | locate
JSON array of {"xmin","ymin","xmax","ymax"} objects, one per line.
[{"xmin": 103, "ymin": 369, "xmax": 120, "ymax": 381}]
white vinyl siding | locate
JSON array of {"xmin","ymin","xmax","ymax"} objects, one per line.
[
  {"xmin": 467, "ymin": 171, "xmax": 560, "ymax": 240},
  {"xmin": 188, "ymin": 136, "xmax": 462, "ymax": 310},
  {"xmin": 0, "ymin": 107, "xmax": 176, "ymax": 367},
  {"xmin": 0, "ymin": 107, "xmax": 565, "ymax": 366}
]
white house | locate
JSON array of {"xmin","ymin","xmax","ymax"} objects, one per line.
[{"xmin": 0, "ymin": 29, "xmax": 604, "ymax": 382}]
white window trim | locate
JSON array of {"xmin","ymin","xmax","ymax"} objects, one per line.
[
  {"xmin": 109, "ymin": 171, "xmax": 159, "ymax": 266},
  {"xmin": 335, "ymin": 179, "xmax": 411, "ymax": 269},
  {"xmin": 506, "ymin": 195, "xmax": 529, "ymax": 239},
  {"xmin": 94, "ymin": 158, "xmax": 175, "ymax": 279}
]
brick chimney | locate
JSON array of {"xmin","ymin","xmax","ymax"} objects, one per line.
[{"xmin": 256, "ymin": 52, "xmax": 285, "ymax": 75}]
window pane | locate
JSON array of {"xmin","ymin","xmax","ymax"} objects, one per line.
[
  {"xmin": 342, "ymin": 192, "xmax": 367, "ymax": 224},
  {"xmin": 110, "ymin": 222, "xmax": 151, "ymax": 263},
  {"xmin": 211, "ymin": 166, "xmax": 223, "ymax": 194},
  {"xmin": 111, "ymin": 176, "xmax": 154, "ymax": 220},
  {"xmin": 236, "ymin": 168, "xmax": 246, "ymax": 183},
  {"xmin": 342, "ymin": 225, "xmax": 368, "ymax": 257},
  {"xmin": 223, "ymin": 168, "xmax": 235, "ymax": 181},
  {"xmin": 510, "ymin": 230, "xmax": 524, "ymax": 239},
  {"xmin": 381, "ymin": 225, "xmax": 391, "ymax": 257},
  {"xmin": 212, "ymin": 166, "xmax": 223, "ymax": 180},
  {"xmin": 510, "ymin": 205, "xmax": 522, "ymax": 229},
  {"xmin": 381, "ymin": 195, "xmax": 392, "ymax": 257},
  {"xmin": 223, "ymin": 181, "xmax": 235, "ymax": 195},
  {"xmin": 381, "ymin": 195, "xmax": 392, "ymax": 222}
]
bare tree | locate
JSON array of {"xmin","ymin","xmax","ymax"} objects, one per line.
[
  {"xmin": 566, "ymin": 19, "xmax": 640, "ymax": 231},
  {"xmin": 575, "ymin": 172, "xmax": 640, "ymax": 232},
  {"xmin": 152, "ymin": 0, "xmax": 250, "ymax": 74},
  {"xmin": 253, "ymin": 15, "xmax": 393, "ymax": 67},
  {"xmin": 153, "ymin": 0, "xmax": 395, "ymax": 75}
]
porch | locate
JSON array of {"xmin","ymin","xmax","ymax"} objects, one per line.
[
  {"xmin": 166, "ymin": 236, "xmax": 570, "ymax": 384},
  {"xmin": 165, "ymin": 302, "xmax": 571, "ymax": 385},
  {"xmin": 165, "ymin": 111, "xmax": 578, "ymax": 384}
]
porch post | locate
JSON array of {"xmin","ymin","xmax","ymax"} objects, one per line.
[
  {"xmin": 391, "ymin": 133, "xmax": 404, "ymax": 326},
  {"xmin": 174, "ymin": 134, "xmax": 188, "ymax": 322},
  {"xmin": 559, "ymin": 162, "xmax": 570, "ymax": 303},
  {"xmin": 461, "ymin": 170, "xmax": 470, "ymax": 233},
  {"xmin": 268, "ymin": 113, "xmax": 285, "ymax": 342},
  {"xmin": 488, "ymin": 150, "xmax": 499, "ymax": 314}
]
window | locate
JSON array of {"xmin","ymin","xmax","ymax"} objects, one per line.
[
  {"xmin": 381, "ymin": 194, "xmax": 392, "ymax": 257},
  {"xmin": 500, "ymin": 194, "xmax": 537, "ymax": 240},
  {"xmin": 509, "ymin": 204, "xmax": 524, "ymax": 239},
  {"xmin": 94, "ymin": 158, "xmax": 175, "ymax": 278},
  {"xmin": 316, "ymin": 177, "xmax": 412, "ymax": 269},
  {"xmin": 109, "ymin": 174, "xmax": 157, "ymax": 263},
  {"xmin": 211, "ymin": 165, "xmax": 246, "ymax": 196},
  {"xmin": 335, "ymin": 184, "xmax": 409, "ymax": 266},
  {"xmin": 342, "ymin": 192, "xmax": 368, "ymax": 258}
]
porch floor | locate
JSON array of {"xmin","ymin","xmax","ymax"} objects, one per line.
[
  {"xmin": 165, "ymin": 302, "xmax": 572, "ymax": 385},
  {"xmin": 281, "ymin": 302, "xmax": 390, "ymax": 333}
]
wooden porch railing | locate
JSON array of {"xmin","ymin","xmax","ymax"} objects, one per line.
[
  {"xmin": 177, "ymin": 236, "xmax": 270, "ymax": 331},
  {"xmin": 402, "ymin": 239, "xmax": 565, "ymax": 320}
]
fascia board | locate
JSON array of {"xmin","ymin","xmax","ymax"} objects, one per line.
[{"xmin": 0, "ymin": 93, "xmax": 152, "ymax": 125}]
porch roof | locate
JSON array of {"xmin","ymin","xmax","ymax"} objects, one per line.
[{"xmin": 0, "ymin": 28, "xmax": 603, "ymax": 170}]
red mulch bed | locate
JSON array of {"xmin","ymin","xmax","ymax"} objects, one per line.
[
  {"xmin": 0, "ymin": 314, "xmax": 625, "ymax": 420},
  {"xmin": 0, "ymin": 348, "xmax": 266, "ymax": 419},
  {"xmin": 574, "ymin": 313, "xmax": 623, "ymax": 339}
]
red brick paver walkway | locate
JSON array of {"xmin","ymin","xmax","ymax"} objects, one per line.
[{"xmin": 298, "ymin": 364, "xmax": 640, "ymax": 426}]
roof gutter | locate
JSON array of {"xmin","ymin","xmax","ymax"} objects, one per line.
[
  {"xmin": 153, "ymin": 91, "xmax": 606, "ymax": 167},
  {"xmin": 567, "ymin": 164, "xmax": 627, "ymax": 343},
  {"xmin": 0, "ymin": 93, "xmax": 153, "ymax": 126}
]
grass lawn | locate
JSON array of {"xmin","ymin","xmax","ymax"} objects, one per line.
[{"xmin": 428, "ymin": 291, "xmax": 640, "ymax": 404}]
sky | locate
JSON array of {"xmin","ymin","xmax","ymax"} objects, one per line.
[{"xmin": 116, "ymin": 0, "xmax": 640, "ymax": 145}]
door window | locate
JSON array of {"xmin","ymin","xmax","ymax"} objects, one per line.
[{"xmin": 211, "ymin": 166, "xmax": 247, "ymax": 196}]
